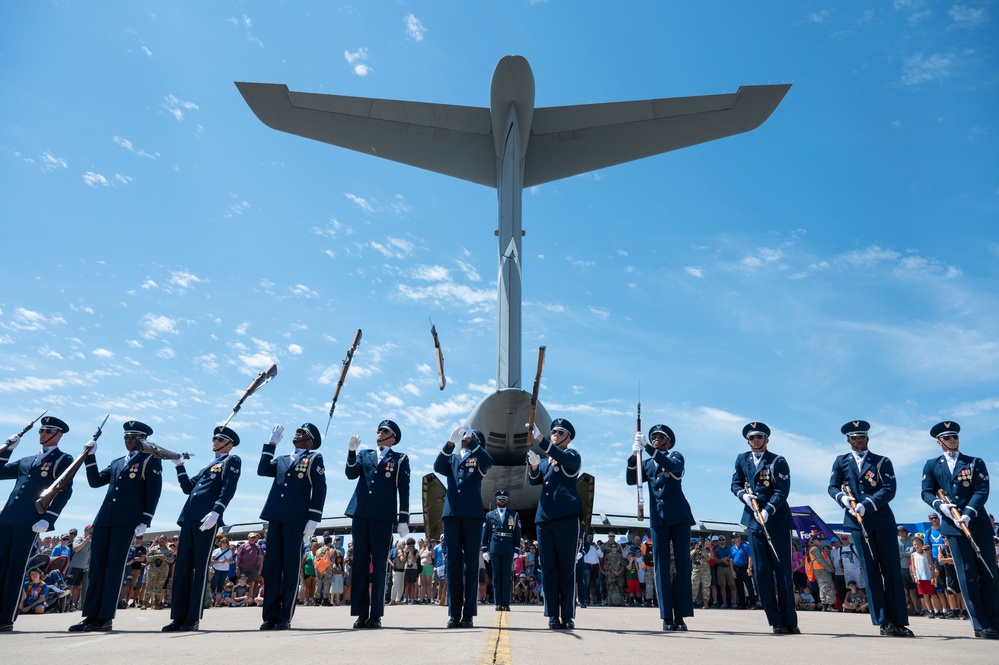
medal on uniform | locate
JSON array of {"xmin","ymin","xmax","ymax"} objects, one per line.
[{"xmin": 298, "ymin": 473, "xmax": 305, "ymax": 479}]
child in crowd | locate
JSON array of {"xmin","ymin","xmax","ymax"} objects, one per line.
[
  {"xmin": 909, "ymin": 535, "xmax": 943, "ymax": 618},
  {"xmin": 625, "ymin": 552, "xmax": 641, "ymax": 606},
  {"xmin": 220, "ymin": 581, "xmax": 234, "ymax": 606},
  {"xmin": 20, "ymin": 568, "xmax": 48, "ymax": 615},
  {"xmin": 231, "ymin": 575, "xmax": 251, "ymax": 607},
  {"xmin": 796, "ymin": 586, "xmax": 817, "ymax": 611},
  {"xmin": 841, "ymin": 580, "xmax": 868, "ymax": 613}
]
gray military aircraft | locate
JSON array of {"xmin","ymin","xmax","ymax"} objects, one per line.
[{"xmin": 236, "ymin": 56, "xmax": 789, "ymax": 537}]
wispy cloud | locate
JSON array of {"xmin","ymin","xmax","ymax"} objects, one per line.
[
  {"xmin": 228, "ymin": 14, "xmax": 263, "ymax": 47},
  {"xmin": 403, "ymin": 14, "xmax": 426, "ymax": 41},
  {"xmin": 114, "ymin": 136, "xmax": 158, "ymax": 159},
  {"xmin": 949, "ymin": 4, "xmax": 989, "ymax": 28},
  {"xmin": 40, "ymin": 151, "xmax": 68, "ymax": 172},
  {"xmin": 141, "ymin": 313, "xmax": 179, "ymax": 339},
  {"xmin": 344, "ymin": 48, "xmax": 371, "ymax": 77},
  {"xmin": 370, "ymin": 237, "xmax": 414, "ymax": 259},
  {"xmin": 900, "ymin": 52, "xmax": 960, "ymax": 85},
  {"xmin": 163, "ymin": 94, "xmax": 199, "ymax": 121}
]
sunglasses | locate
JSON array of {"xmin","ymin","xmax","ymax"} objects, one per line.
[
  {"xmin": 650, "ymin": 434, "xmax": 668, "ymax": 441},
  {"xmin": 940, "ymin": 435, "xmax": 959, "ymax": 441},
  {"xmin": 212, "ymin": 436, "xmax": 230, "ymax": 442},
  {"xmin": 39, "ymin": 427, "xmax": 60, "ymax": 434},
  {"xmin": 748, "ymin": 434, "xmax": 766, "ymax": 441},
  {"xmin": 124, "ymin": 434, "xmax": 143, "ymax": 440}
]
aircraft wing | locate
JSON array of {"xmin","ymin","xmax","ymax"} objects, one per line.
[
  {"xmin": 235, "ymin": 82, "xmax": 497, "ymax": 187},
  {"xmin": 523, "ymin": 84, "xmax": 791, "ymax": 187}
]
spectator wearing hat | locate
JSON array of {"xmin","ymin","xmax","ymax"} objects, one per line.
[
  {"xmin": 528, "ymin": 417, "xmax": 583, "ymax": 629},
  {"xmin": 828, "ymin": 419, "xmax": 913, "ymax": 637},
  {"xmin": 482, "ymin": 489, "xmax": 521, "ymax": 611},
  {"xmin": 731, "ymin": 422, "xmax": 799, "ymax": 635},
  {"xmin": 0, "ymin": 416, "xmax": 76, "ymax": 632},
  {"xmin": 162, "ymin": 425, "xmax": 242, "ymax": 632},
  {"xmin": 628, "ymin": 423, "xmax": 696, "ymax": 631},
  {"xmin": 68, "ymin": 420, "xmax": 162, "ymax": 633},
  {"xmin": 895, "ymin": 526, "xmax": 921, "ymax": 615},
  {"xmin": 730, "ymin": 532, "xmax": 757, "ymax": 609},
  {"xmin": 345, "ymin": 419, "xmax": 411, "ymax": 629},
  {"xmin": 842, "ymin": 580, "xmax": 868, "ymax": 613},
  {"xmin": 921, "ymin": 421, "xmax": 999, "ymax": 638},
  {"xmin": 434, "ymin": 425, "xmax": 493, "ymax": 627},
  {"xmin": 256, "ymin": 423, "xmax": 327, "ymax": 630}
]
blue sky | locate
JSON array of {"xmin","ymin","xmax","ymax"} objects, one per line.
[{"xmin": 2, "ymin": 1, "xmax": 997, "ymax": 532}]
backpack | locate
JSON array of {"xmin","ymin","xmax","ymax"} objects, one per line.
[{"xmin": 315, "ymin": 546, "xmax": 332, "ymax": 575}]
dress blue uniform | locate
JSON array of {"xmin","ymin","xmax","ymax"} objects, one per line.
[
  {"xmin": 528, "ymin": 418, "xmax": 582, "ymax": 628},
  {"xmin": 920, "ymin": 421, "xmax": 999, "ymax": 638},
  {"xmin": 827, "ymin": 420, "xmax": 910, "ymax": 635},
  {"xmin": 434, "ymin": 429, "xmax": 493, "ymax": 624},
  {"xmin": 482, "ymin": 490, "xmax": 521, "ymax": 610},
  {"xmin": 79, "ymin": 420, "xmax": 162, "ymax": 628},
  {"xmin": 731, "ymin": 422, "xmax": 798, "ymax": 634},
  {"xmin": 0, "ymin": 416, "xmax": 74, "ymax": 630},
  {"xmin": 258, "ymin": 423, "xmax": 327, "ymax": 628},
  {"xmin": 345, "ymin": 419, "xmax": 410, "ymax": 627},
  {"xmin": 167, "ymin": 426, "xmax": 241, "ymax": 630},
  {"xmin": 627, "ymin": 424, "xmax": 695, "ymax": 629}
]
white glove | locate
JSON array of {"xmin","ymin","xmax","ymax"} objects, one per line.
[
  {"xmin": 527, "ymin": 450, "xmax": 540, "ymax": 467},
  {"xmin": 303, "ymin": 520, "xmax": 318, "ymax": 540},
  {"xmin": 4, "ymin": 434, "xmax": 19, "ymax": 450},
  {"xmin": 397, "ymin": 522, "xmax": 410, "ymax": 538},
  {"xmin": 758, "ymin": 509, "xmax": 770, "ymax": 524},
  {"xmin": 852, "ymin": 503, "xmax": 866, "ymax": 517},
  {"xmin": 84, "ymin": 439, "xmax": 97, "ymax": 456},
  {"xmin": 134, "ymin": 524, "xmax": 147, "ymax": 537},
  {"xmin": 199, "ymin": 511, "xmax": 220, "ymax": 532},
  {"xmin": 956, "ymin": 514, "xmax": 971, "ymax": 526},
  {"xmin": 840, "ymin": 495, "xmax": 853, "ymax": 510},
  {"xmin": 448, "ymin": 425, "xmax": 465, "ymax": 445},
  {"xmin": 269, "ymin": 425, "xmax": 284, "ymax": 445},
  {"xmin": 742, "ymin": 492, "xmax": 757, "ymax": 509},
  {"xmin": 939, "ymin": 502, "xmax": 956, "ymax": 516},
  {"xmin": 348, "ymin": 435, "xmax": 361, "ymax": 452},
  {"xmin": 532, "ymin": 424, "xmax": 542, "ymax": 442},
  {"xmin": 575, "ymin": 551, "xmax": 583, "ymax": 562},
  {"xmin": 635, "ymin": 432, "xmax": 647, "ymax": 447},
  {"xmin": 482, "ymin": 552, "xmax": 491, "ymax": 563},
  {"xmin": 32, "ymin": 520, "xmax": 49, "ymax": 533},
  {"xmin": 172, "ymin": 456, "xmax": 185, "ymax": 467},
  {"xmin": 632, "ymin": 441, "xmax": 643, "ymax": 455}
]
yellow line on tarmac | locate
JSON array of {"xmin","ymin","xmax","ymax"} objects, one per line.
[{"xmin": 480, "ymin": 610, "xmax": 511, "ymax": 665}]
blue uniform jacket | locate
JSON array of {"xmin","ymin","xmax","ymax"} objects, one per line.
[
  {"xmin": 258, "ymin": 445, "xmax": 327, "ymax": 524},
  {"xmin": 481, "ymin": 508, "xmax": 522, "ymax": 555},
  {"xmin": 86, "ymin": 451, "xmax": 162, "ymax": 528},
  {"xmin": 921, "ymin": 453, "xmax": 992, "ymax": 538},
  {"xmin": 176, "ymin": 453, "xmax": 241, "ymax": 524},
  {"xmin": 433, "ymin": 441, "xmax": 493, "ymax": 519},
  {"xmin": 345, "ymin": 447, "xmax": 410, "ymax": 524},
  {"xmin": 731, "ymin": 450, "xmax": 792, "ymax": 532},
  {"xmin": 626, "ymin": 444, "xmax": 695, "ymax": 528},
  {"xmin": 527, "ymin": 438, "xmax": 582, "ymax": 523},
  {"xmin": 828, "ymin": 452, "xmax": 898, "ymax": 532},
  {"xmin": 0, "ymin": 447, "xmax": 74, "ymax": 529}
]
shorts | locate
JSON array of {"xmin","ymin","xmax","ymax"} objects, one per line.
[
  {"xmin": 421, "ymin": 565, "xmax": 434, "ymax": 576},
  {"xmin": 65, "ymin": 568, "xmax": 85, "ymax": 587},
  {"xmin": 901, "ymin": 571, "xmax": 917, "ymax": 590},
  {"xmin": 942, "ymin": 564, "xmax": 960, "ymax": 594},
  {"xmin": 716, "ymin": 565, "xmax": 735, "ymax": 585},
  {"xmin": 238, "ymin": 566, "xmax": 261, "ymax": 582},
  {"xmin": 626, "ymin": 580, "xmax": 641, "ymax": 594},
  {"xmin": 916, "ymin": 580, "xmax": 936, "ymax": 596},
  {"xmin": 404, "ymin": 568, "xmax": 418, "ymax": 584}
]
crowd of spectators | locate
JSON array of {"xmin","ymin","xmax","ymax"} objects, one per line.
[{"xmin": 17, "ymin": 512, "xmax": 999, "ymax": 621}]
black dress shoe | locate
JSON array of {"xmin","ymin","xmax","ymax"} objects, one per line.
[
  {"xmin": 675, "ymin": 620, "xmax": 688, "ymax": 631},
  {"xmin": 772, "ymin": 624, "xmax": 788, "ymax": 634},
  {"xmin": 663, "ymin": 621, "xmax": 676, "ymax": 631},
  {"xmin": 0, "ymin": 623, "xmax": 12, "ymax": 632},
  {"xmin": 548, "ymin": 618, "xmax": 561, "ymax": 629},
  {"xmin": 788, "ymin": 626, "xmax": 801, "ymax": 634},
  {"xmin": 179, "ymin": 621, "xmax": 199, "ymax": 631},
  {"xmin": 561, "ymin": 620, "xmax": 574, "ymax": 630},
  {"xmin": 460, "ymin": 618, "xmax": 474, "ymax": 628},
  {"xmin": 447, "ymin": 617, "xmax": 460, "ymax": 628},
  {"xmin": 89, "ymin": 620, "xmax": 112, "ymax": 632},
  {"xmin": 352, "ymin": 618, "xmax": 368, "ymax": 629},
  {"xmin": 260, "ymin": 621, "xmax": 276, "ymax": 630},
  {"xmin": 880, "ymin": 623, "xmax": 902, "ymax": 636},
  {"xmin": 501, "ymin": 605, "xmax": 511, "ymax": 611},
  {"xmin": 896, "ymin": 626, "xmax": 914, "ymax": 637},
  {"xmin": 982, "ymin": 627, "xmax": 999, "ymax": 639},
  {"xmin": 69, "ymin": 620, "xmax": 91, "ymax": 632},
  {"xmin": 273, "ymin": 621, "xmax": 290, "ymax": 630},
  {"xmin": 366, "ymin": 617, "xmax": 382, "ymax": 629},
  {"xmin": 162, "ymin": 621, "xmax": 183, "ymax": 632}
]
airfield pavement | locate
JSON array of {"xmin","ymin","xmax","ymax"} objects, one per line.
[{"xmin": 3, "ymin": 603, "xmax": 997, "ymax": 664}]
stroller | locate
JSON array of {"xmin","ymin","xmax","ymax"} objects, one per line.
[{"xmin": 25, "ymin": 554, "xmax": 72, "ymax": 613}]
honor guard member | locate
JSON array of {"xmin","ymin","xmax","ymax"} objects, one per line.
[
  {"xmin": 70, "ymin": 420, "xmax": 162, "ymax": 632},
  {"xmin": 162, "ymin": 425, "xmax": 241, "ymax": 632},
  {"xmin": 257, "ymin": 423, "xmax": 327, "ymax": 630},
  {"xmin": 345, "ymin": 419, "xmax": 411, "ymax": 629},
  {"xmin": 0, "ymin": 416, "xmax": 75, "ymax": 632},
  {"xmin": 731, "ymin": 422, "xmax": 799, "ymax": 635},
  {"xmin": 921, "ymin": 421, "xmax": 999, "ymax": 639},
  {"xmin": 828, "ymin": 420, "xmax": 913, "ymax": 637},
  {"xmin": 434, "ymin": 425, "xmax": 493, "ymax": 628},
  {"xmin": 527, "ymin": 417, "xmax": 583, "ymax": 630},
  {"xmin": 628, "ymin": 423, "xmax": 696, "ymax": 631},
  {"xmin": 482, "ymin": 490, "xmax": 521, "ymax": 611}
]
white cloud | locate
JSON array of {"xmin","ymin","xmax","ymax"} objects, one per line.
[
  {"xmin": 114, "ymin": 174, "xmax": 133, "ymax": 185},
  {"xmin": 684, "ymin": 266, "xmax": 704, "ymax": 278},
  {"xmin": 412, "ymin": 265, "xmax": 449, "ymax": 281},
  {"xmin": 92, "ymin": 348, "xmax": 115, "ymax": 359},
  {"xmin": 39, "ymin": 346, "xmax": 63, "ymax": 360},
  {"xmin": 344, "ymin": 48, "xmax": 371, "ymax": 76},
  {"xmin": 345, "ymin": 193, "xmax": 376, "ymax": 213},
  {"xmin": 141, "ymin": 46, "xmax": 152, "ymax": 57},
  {"xmin": 402, "ymin": 383, "xmax": 421, "ymax": 396},
  {"xmin": 228, "ymin": 14, "xmax": 263, "ymax": 47},
  {"xmin": 740, "ymin": 247, "xmax": 784, "ymax": 271},
  {"xmin": 456, "ymin": 260, "xmax": 481, "ymax": 282},
  {"xmin": 288, "ymin": 344, "xmax": 303, "ymax": 355},
  {"xmin": 114, "ymin": 136, "xmax": 158, "ymax": 159},
  {"xmin": 155, "ymin": 346, "xmax": 175, "ymax": 359},
  {"xmin": 141, "ymin": 313, "xmax": 179, "ymax": 339},
  {"xmin": 290, "ymin": 284, "xmax": 318, "ymax": 298},
  {"xmin": 196, "ymin": 354, "xmax": 219, "ymax": 372},
  {"xmin": 901, "ymin": 52, "xmax": 959, "ymax": 85},
  {"xmin": 949, "ymin": 4, "xmax": 989, "ymax": 28},
  {"xmin": 83, "ymin": 171, "xmax": 110, "ymax": 187},
  {"xmin": 40, "ymin": 152, "xmax": 68, "ymax": 172},
  {"xmin": 163, "ymin": 94, "xmax": 199, "ymax": 121},
  {"xmin": 397, "ymin": 282, "xmax": 494, "ymax": 309},
  {"xmin": 587, "ymin": 306, "xmax": 610, "ymax": 320},
  {"xmin": 404, "ymin": 14, "xmax": 426, "ymax": 41},
  {"xmin": 169, "ymin": 270, "xmax": 205, "ymax": 290},
  {"xmin": 370, "ymin": 237, "xmax": 414, "ymax": 259}
]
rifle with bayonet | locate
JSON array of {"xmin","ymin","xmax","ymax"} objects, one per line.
[
  {"xmin": 222, "ymin": 364, "xmax": 278, "ymax": 429},
  {"xmin": 430, "ymin": 319, "xmax": 446, "ymax": 391},
  {"xmin": 745, "ymin": 482, "xmax": 781, "ymax": 563},
  {"xmin": 325, "ymin": 329, "xmax": 361, "ymax": 437},
  {"xmin": 1, "ymin": 410, "xmax": 48, "ymax": 455},
  {"xmin": 35, "ymin": 414, "xmax": 109, "ymax": 514},
  {"xmin": 840, "ymin": 482, "xmax": 874, "ymax": 557},
  {"xmin": 937, "ymin": 488, "xmax": 995, "ymax": 579}
]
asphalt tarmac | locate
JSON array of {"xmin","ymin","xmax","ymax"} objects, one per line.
[{"xmin": 3, "ymin": 603, "xmax": 996, "ymax": 664}]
